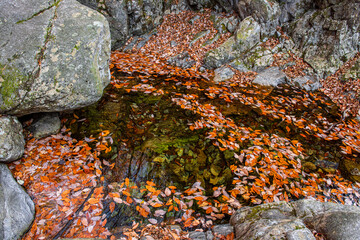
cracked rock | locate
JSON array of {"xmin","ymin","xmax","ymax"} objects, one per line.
[{"xmin": 0, "ymin": 0, "xmax": 111, "ymax": 116}]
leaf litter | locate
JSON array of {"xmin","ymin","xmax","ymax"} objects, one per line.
[{"xmin": 8, "ymin": 9, "xmax": 360, "ymax": 240}]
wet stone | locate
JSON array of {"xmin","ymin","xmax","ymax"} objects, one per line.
[
  {"xmin": 290, "ymin": 75, "xmax": 321, "ymax": 92},
  {"xmin": 286, "ymin": 228, "xmax": 316, "ymax": 240},
  {"xmin": 253, "ymin": 67, "xmax": 288, "ymax": 87},
  {"xmin": 28, "ymin": 112, "xmax": 61, "ymax": 139},
  {"xmin": 0, "ymin": 116, "xmax": 25, "ymax": 162},
  {"xmin": 167, "ymin": 52, "xmax": 196, "ymax": 69},
  {"xmin": 189, "ymin": 231, "xmax": 207, "ymax": 240},
  {"xmin": 213, "ymin": 66, "xmax": 235, "ymax": 83},
  {"xmin": 212, "ymin": 224, "xmax": 234, "ymax": 239},
  {"xmin": 261, "ymin": 209, "xmax": 288, "ymax": 220}
]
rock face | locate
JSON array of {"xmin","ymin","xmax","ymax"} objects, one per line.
[
  {"xmin": 77, "ymin": 0, "xmax": 239, "ymax": 50},
  {"xmin": 230, "ymin": 199, "xmax": 360, "ymax": 240},
  {"xmin": 279, "ymin": 0, "xmax": 314, "ymax": 24},
  {"xmin": 0, "ymin": 0, "xmax": 111, "ymax": 116},
  {"xmin": 284, "ymin": 0, "xmax": 360, "ymax": 77},
  {"xmin": 236, "ymin": 0, "xmax": 281, "ymax": 35},
  {"xmin": 0, "ymin": 116, "xmax": 25, "ymax": 162},
  {"xmin": 0, "ymin": 163, "xmax": 35, "ymax": 240},
  {"xmin": 204, "ymin": 16, "xmax": 260, "ymax": 69},
  {"xmin": 77, "ymin": 0, "xmax": 171, "ymax": 49},
  {"xmin": 205, "ymin": 0, "xmax": 359, "ymax": 78}
]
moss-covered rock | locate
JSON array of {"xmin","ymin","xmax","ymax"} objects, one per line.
[
  {"xmin": 0, "ymin": 0, "xmax": 110, "ymax": 116},
  {"xmin": 0, "ymin": 64, "xmax": 26, "ymax": 112},
  {"xmin": 203, "ymin": 16, "xmax": 261, "ymax": 69}
]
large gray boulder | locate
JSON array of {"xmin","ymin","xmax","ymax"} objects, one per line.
[
  {"xmin": 0, "ymin": 116, "xmax": 25, "ymax": 162},
  {"xmin": 0, "ymin": 164, "xmax": 35, "ymax": 240},
  {"xmin": 0, "ymin": 0, "xmax": 110, "ymax": 116},
  {"xmin": 230, "ymin": 199, "xmax": 360, "ymax": 240}
]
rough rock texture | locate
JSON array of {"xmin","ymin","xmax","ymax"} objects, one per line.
[
  {"xmin": 78, "ymin": 0, "xmax": 171, "ymax": 49},
  {"xmin": 204, "ymin": 16, "xmax": 261, "ymax": 69},
  {"xmin": 210, "ymin": 13, "xmax": 240, "ymax": 34},
  {"xmin": 236, "ymin": 0, "xmax": 281, "ymax": 35},
  {"xmin": 285, "ymin": 0, "xmax": 360, "ymax": 77},
  {"xmin": 189, "ymin": 231, "xmax": 207, "ymax": 240},
  {"xmin": 29, "ymin": 112, "xmax": 61, "ymax": 139},
  {"xmin": 188, "ymin": 0, "xmax": 236, "ymax": 12},
  {"xmin": 230, "ymin": 199, "xmax": 360, "ymax": 240},
  {"xmin": 0, "ymin": 164, "xmax": 35, "ymax": 240},
  {"xmin": 213, "ymin": 66, "xmax": 235, "ymax": 83},
  {"xmin": 0, "ymin": 0, "xmax": 110, "ymax": 116},
  {"xmin": 290, "ymin": 75, "xmax": 321, "ymax": 91},
  {"xmin": 279, "ymin": 0, "xmax": 315, "ymax": 24},
  {"xmin": 234, "ymin": 43, "xmax": 277, "ymax": 72},
  {"xmin": 212, "ymin": 224, "xmax": 234, "ymax": 239},
  {"xmin": 0, "ymin": 116, "xmax": 25, "ymax": 162},
  {"xmin": 253, "ymin": 67, "xmax": 287, "ymax": 87},
  {"xmin": 77, "ymin": 0, "xmax": 238, "ymax": 49},
  {"xmin": 189, "ymin": 224, "xmax": 234, "ymax": 240},
  {"xmin": 167, "ymin": 52, "xmax": 196, "ymax": 69}
]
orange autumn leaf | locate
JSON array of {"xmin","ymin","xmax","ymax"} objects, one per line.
[
  {"xmin": 136, "ymin": 206, "xmax": 149, "ymax": 217},
  {"xmin": 61, "ymin": 189, "xmax": 71, "ymax": 198},
  {"xmin": 168, "ymin": 205, "xmax": 174, "ymax": 212},
  {"xmin": 101, "ymin": 130, "xmax": 110, "ymax": 137},
  {"xmin": 146, "ymin": 180, "xmax": 156, "ymax": 186},
  {"xmin": 101, "ymin": 218, "xmax": 107, "ymax": 227},
  {"xmin": 109, "ymin": 202, "xmax": 115, "ymax": 213},
  {"xmin": 88, "ymin": 198, "xmax": 99, "ymax": 205},
  {"xmin": 109, "ymin": 192, "xmax": 120, "ymax": 198},
  {"xmin": 146, "ymin": 185, "xmax": 156, "ymax": 193},
  {"xmin": 40, "ymin": 176, "xmax": 49, "ymax": 182},
  {"xmin": 152, "ymin": 203, "xmax": 163, "ymax": 208},
  {"xmin": 126, "ymin": 196, "xmax": 133, "ymax": 204}
]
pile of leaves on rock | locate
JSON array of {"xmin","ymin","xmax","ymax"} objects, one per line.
[{"xmin": 9, "ymin": 9, "xmax": 360, "ymax": 240}]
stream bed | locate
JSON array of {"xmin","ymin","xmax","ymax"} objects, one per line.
[{"xmin": 64, "ymin": 68, "xmax": 360, "ymax": 233}]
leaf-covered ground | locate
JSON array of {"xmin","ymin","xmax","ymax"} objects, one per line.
[{"xmin": 9, "ymin": 10, "xmax": 360, "ymax": 240}]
